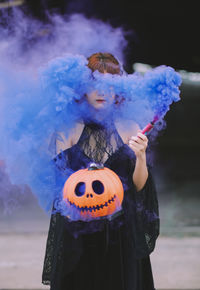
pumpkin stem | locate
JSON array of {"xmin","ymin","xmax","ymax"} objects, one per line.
[{"xmin": 88, "ymin": 163, "xmax": 104, "ymax": 171}]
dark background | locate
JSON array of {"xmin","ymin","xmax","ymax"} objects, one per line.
[{"xmin": 23, "ymin": 0, "xmax": 200, "ymax": 73}]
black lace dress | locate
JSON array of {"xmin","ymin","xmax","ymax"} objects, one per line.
[{"xmin": 42, "ymin": 121, "xmax": 160, "ymax": 290}]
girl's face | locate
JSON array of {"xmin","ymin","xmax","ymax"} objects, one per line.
[{"xmin": 86, "ymin": 91, "xmax": 115, "ymax": 110}]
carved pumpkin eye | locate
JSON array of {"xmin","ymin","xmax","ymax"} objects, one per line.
[
  {"xmin": 75, "ymin": 182, "xmax": 86, "ymax": 197},
  {"xmin": 92, "ymin": 180, "xmax": 104, "ymax": 195}
]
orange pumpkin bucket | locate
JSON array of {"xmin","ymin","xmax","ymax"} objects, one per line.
[{"xmin": 63, "ymin": 163, "xmax": 124, "ymax": 220}]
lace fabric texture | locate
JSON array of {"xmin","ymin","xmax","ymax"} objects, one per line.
[
  {"xmin": 76, "ymin": 121, "xmax": 124, "ymax": 164},
  {"xmin": 42, "ymin": 120, "xmax": 159, "ymax": 290}
]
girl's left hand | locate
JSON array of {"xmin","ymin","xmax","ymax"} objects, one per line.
[{"xmin": 128, "ymin": 131, "xmax": 148, "ymax": 159}]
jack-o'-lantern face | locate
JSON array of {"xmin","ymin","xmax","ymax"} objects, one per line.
[{"xmin": 63, "ymin": 163, "xmax": 124, "ymax": 220}]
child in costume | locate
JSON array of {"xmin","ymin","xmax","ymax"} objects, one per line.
[{"xmin": 42, "ymin": 52, "xmax": 159, "ymax": 290}]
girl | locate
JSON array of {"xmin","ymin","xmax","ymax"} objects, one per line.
[{"xmin": 42, "ymin": 52, "xmax": 159, "ymax": 290}]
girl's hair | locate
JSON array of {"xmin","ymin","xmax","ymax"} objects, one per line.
[
  {"xmin": 86, "ymin": 52, "xmax": 124, "ymax": 105},
  {"xmin": 87, "ymin": 52, "xmax": 121, "ymax": 75}
]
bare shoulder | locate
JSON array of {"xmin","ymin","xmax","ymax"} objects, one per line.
[
  {"xmin": 115, "ymin": 119, "xmax": 140, "ymax": 144},
  {"xmin": 56, "ymin": 121, "xmax": 84, "ymax": 154}
]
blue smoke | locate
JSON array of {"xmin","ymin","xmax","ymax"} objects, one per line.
[{"xmin": 0, "ymin": 53, "xmax": 181, "ymax": 214}]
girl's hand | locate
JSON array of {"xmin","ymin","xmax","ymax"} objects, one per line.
[{"xmin": 128, "ymin": 131, "xmax": 148, "ymax": 159}]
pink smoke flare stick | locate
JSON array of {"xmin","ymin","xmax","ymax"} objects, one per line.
[{"xmin": 141, "ymin": 116, "xmax": 159, "ymax": 135}]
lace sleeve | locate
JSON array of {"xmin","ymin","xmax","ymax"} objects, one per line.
[
  {"xmin": 134, "ymin": 168, "xmax": 160, "ymax": 257},
  {"xmin": 126, "ymin": 160, "xmax": 160, "ymax": 259},
  {"xmin": 42, "ymin": 148, "xmax": 83, "ymax": 286},
  {"xmin": 42, "ymin": 151, "xmax": 68, "ymax": 285},
  {"xmin": 42, "ymin": 211, "xmax": 63, "ymax": 285}
]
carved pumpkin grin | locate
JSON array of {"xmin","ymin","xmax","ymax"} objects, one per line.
[
  {"xmin": 63, "ymin": 163, "xmax": 124, "ymax": 220},
  {"xmin": 66, "ymin": 194, "xmax": 117, "ymax": 213}
]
